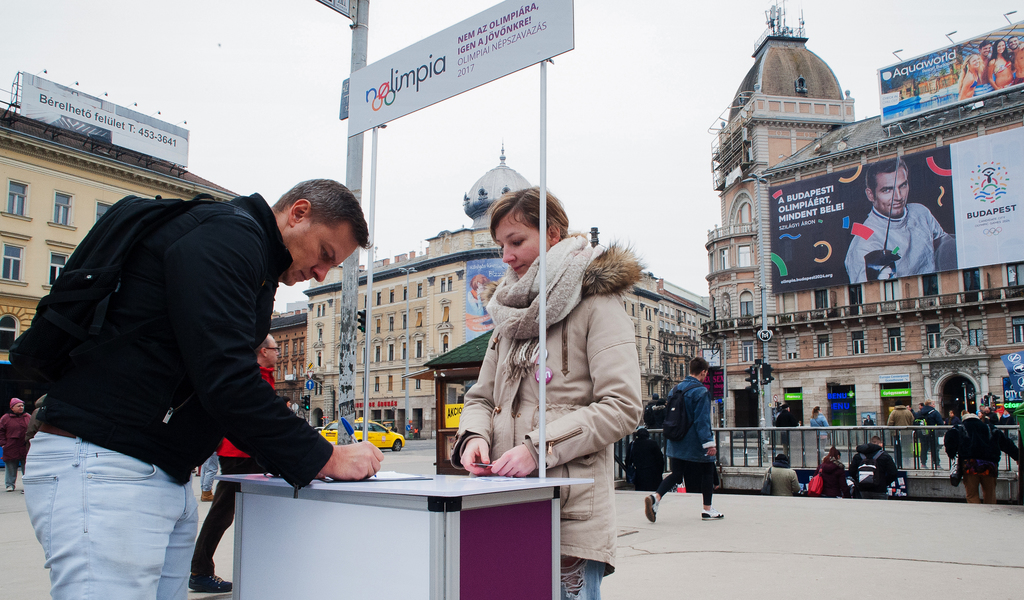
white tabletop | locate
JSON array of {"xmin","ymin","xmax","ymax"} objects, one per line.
[{"xmin": 219, "ymin": 473, "xmax": 592, "ymax": 497}]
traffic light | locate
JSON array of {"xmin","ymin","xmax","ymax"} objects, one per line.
[
  {"xmin": 744, "ymin": 365, "xmax": 760, "ymax": 395},
  {"xmin": 356, "ymin": 310, "xmax": 366, "ymax": 332},
  {"xmin": 302, "ymin": 395, "xmax": 311, "ymax": 411},
  {"xmin": 761, "ymin": 363, "xmax": 774, "ymax": 385}
]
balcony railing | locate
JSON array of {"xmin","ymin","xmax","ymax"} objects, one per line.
[
  {"xmin": 704, "ymin": 286, "xmax": 1024, "ymax": 334},
  {"xmin": 707, "ymin": 222, "xmax": 756, "ymax": 245}
]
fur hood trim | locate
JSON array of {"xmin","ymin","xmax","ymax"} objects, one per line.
[{"xmin": 480, "ymin": 243, "xmax": 642, "ymax": 305}]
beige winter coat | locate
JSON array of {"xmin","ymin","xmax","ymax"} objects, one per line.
[
  {"xmin": 887, "ymin": 405, "xmax": 916, "ymax": 426},
  {"xmin": 452, "ymin": 246, "xmax": 643, "ymax": 573}
]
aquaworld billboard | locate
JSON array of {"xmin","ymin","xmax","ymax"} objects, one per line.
[
  {"xmin": 878, "ymin": 22, "xmax": 1024, "ymax": 125},
  {"xmin": 769, "ymin": 127, "xmax": 1024, "ymax": 294}
]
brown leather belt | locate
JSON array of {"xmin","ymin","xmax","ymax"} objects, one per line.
[{"xmin": 39, "ymin": 423, "xmax": 76, "ymax": 438}]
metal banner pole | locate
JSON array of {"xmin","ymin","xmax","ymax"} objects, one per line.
[
  {"xmin": 362, "ymin": 125, "xmax": 380, "ymax": 441},
  {"xmin": 538, "ymin": 59, "xmax": 548, "ymax": 478}
]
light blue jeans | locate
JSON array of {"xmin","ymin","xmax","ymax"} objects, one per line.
[
  {"xmin": 560, "ymin": 558, "xmax": 604, "ymax": 600},
  {"xmin": 23, "ymin": 432, "xmax": 199, "ymax": 600},
  {"xmin": 200, "ymin": 453, "xmax": 219, "ymax": 492}
]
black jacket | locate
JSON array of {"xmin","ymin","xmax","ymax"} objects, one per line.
[
  {"xmin": 848, "ymin": 443, "xmax": 898, "ymax": 492},
  {"xmin": 626, "ymin": 429, "xmax": 664, "ymax": 492},
  {"xmin": 39, "ymin": 195, "xmax": 333, "ymax": 485},
  {"xmin": 774, "ymin": 409, "xmax": 798, "ymax": 428},
  {"xmin": 944, "ymin": 415, "xmax": 1019, "ymax": 464}
]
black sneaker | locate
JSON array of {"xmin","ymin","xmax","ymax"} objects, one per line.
[
  {"xmin": 189, "ymin": 574, "xmax": 232, "ymax": 593},
  {"xmin": 644, "ymin": 494, "xmax": 658, "ymax": 523}
]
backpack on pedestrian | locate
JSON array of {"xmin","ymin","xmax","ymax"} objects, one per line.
[
  {"xmin": 662, "ymin": 381, "xmax": 701, "ymax": 442},
  {"xmin": 9, "ymin": 194, "xmax": 217, "ymax": 382},
  {"xmin": 856, "ymin": 449, "xmax": 885, "ymax": 488}
]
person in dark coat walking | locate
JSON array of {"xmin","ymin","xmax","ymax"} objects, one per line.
[
  {"xmin": 626, "ymin": 427, "xmax": 664, "ymax": 492},
  {"xmin": 944, "ymin": 413, "xmax": 1019, "ymax": 504},
  {"xmin": 0, "ymin": 398, "xmax": 31, "ymax": 492}
]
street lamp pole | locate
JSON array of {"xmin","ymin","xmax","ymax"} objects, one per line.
[
  {"xmin": 744, "ymin": 174, "xmax": 772, "ymax": 430},
  {"xmin": 399, "ymin": 267, "xmax": 416, "ymax": 437}
]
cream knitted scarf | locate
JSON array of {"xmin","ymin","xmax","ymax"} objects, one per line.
[{"xmin": 486, "ymin": 235, "xmax": 598, "ymax": 382}]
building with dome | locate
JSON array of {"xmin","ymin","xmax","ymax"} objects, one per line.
[
  {"xmin": 302, "ymin": 149, "xmax": 710, "ymax": 434},
  {"xmin": 705, "ymin": 8, "xmax": 1024, "ymax": 429}
]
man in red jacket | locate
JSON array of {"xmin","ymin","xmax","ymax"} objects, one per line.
[
  {"xmin": 189, "ymin": 335, "xmax": 280, "ymax": 593},
  {"xmin": 1, "ymin": 398, "xmax": 31, "ymax": 492}
]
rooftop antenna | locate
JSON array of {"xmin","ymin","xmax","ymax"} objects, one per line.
[
  {"xmin": 945, "ymin": 31, "xmax": 957, "ymax": 45},
  {"xmin": 1004, "ymin": 10, "xmax": 1017, "ymax": 24},
  {"xmin": 892, "ymin": 49, "xmax": 904, "ymax": 61}
]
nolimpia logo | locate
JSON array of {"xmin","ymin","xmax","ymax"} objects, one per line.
[
  {"xmin": 364, "ymin": 55, "xmax": 447, "ymax": 112},
  {"xmin": 969, "ymin": 161, "xmax": 1009, "ymax": 203}
]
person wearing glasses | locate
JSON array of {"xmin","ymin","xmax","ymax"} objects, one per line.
[{"xmin": 188, "ymin": 335, "xmax": 280, "ymax": 593}]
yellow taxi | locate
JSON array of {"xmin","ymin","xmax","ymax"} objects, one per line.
[{"xmin": 319, "ymin": 419, "xmax": 405, "ymax": 452}]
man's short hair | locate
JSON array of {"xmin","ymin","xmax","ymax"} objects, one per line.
[
  {"xmin": 273, "ymin": 179, "xmax": 370, "ymax": 249},
  {"xmin": 688, "ymin": 356, "xmax": 710, "ymax": 375},
  {"xmin": 870, "ymin": 435, "xmax": 883, "ymax": 445},
  {"xmin": 864, "ymin": 158, "xmax": 907, "ymax": 192}
]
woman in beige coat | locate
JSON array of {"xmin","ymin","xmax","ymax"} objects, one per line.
[{"xmin": 452, "ymin": 187, "xmax": 643, "ymax": 599}]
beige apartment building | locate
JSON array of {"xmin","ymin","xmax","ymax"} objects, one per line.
[{"xmin": 0, "ymin": 109, "xmax": 232, "ymax": 360}]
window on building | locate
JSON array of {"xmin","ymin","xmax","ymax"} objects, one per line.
[
  {"xmin": 374, "ymin": 376, "xmax": 380, "ymax": 392},
  {"xmin": 416, "ymin": 340, "xmax": 423, "ymax": 358},
  {"xmin": 883, "ymin": 280, "xmax": 899, "ymax": 301},
  {"xmin": 782, "ymin": 293, "xmax": 795, "ymax": 313},
  {"xmin": 2, "ymin": 245, "xmax": 22, "ymax": 281},
  {"xmin": 417, "ymin": 283, "xmax": 422, "ymax": 297},
  {"xmin": 447, "ymin": 276, "xmax": 453, "ymax": 290},
  {"xmin": 848, "ymin": 284, "xmax": 863, "ymax": 306},
  {"xmin": 403, "ymin": 286, "xmax": 408, "ymax": 300},
  {"xmin": 415, "ymin": 379, "xmax": 421, "ymax": 390},
  {"xmin": 738, "ymin": 202, "xmax": 752, "ymax": 223},
  {"xmin": 299, "ymin": 340, "xmax": 304, "ymax": 353},
  {"xmin": 49, "ymin": 253, "xmax": 67, "ymax": 285},
  {"xmin": 1009, "ymin": 263, "xmax": 1024, "ymax": 287},
  {"xmin": 968, "ymin": 320, "xmax": 983, "ymax": 346},
  {"xmin": 374, "ymin": 346, "xmax": 381, "ymax": 362},
  {"xmin": 389, "ymin": 289, "xmax": 395, "ymax": 303},
  {"xmin": 440, "ymin": 278, "xmax": 447, "ymax": 293},
  {"xmin": 389, "ymin": 316, "xmax": 394, "ymax": 331},
  {"xmin": 96, "ymin": 202, "xmax": 111, "ymax": 222},
  {"xmin": 402, "ymin": 313, "xmax": 407, "ymax": 329},
  {"xmin": 922, "ymin": 274, "xmax": 939, "ymax": 296},
  {"xmin": 888, "ymin": 327, "xmax": 902, "ymax": 352},
  {"xmin": 817, "ymin": 334, "xmax": 830, "ymax": 357},
  {"xmin": 852, "ymin": 330, "xmax": 865, "ymax": 354},
  {"xmin": 376, "ymin": 291, "xmax": 382, "ymax": 305},
  {"xmin": 1013, "ymin": 317, "xmax": 1024, "ymax": 343},
  {"xmin": 388, "ymin": 344, "xmax": 394, "ymax": 361},
  {"xmin": 739, "ymin": 291, "xmax": 754, "ymax": 317},
  {"xmin": 316, "ymin": 351, "xmax": 322, "ymax": 367},
  {"xmin": 402, "ymin": 342, "xmax": 407, "ymax": 360},
  {"xmin": 964, "ymin": 268, "xmax": 982, "ymax": 291},
  {"xmin": 283, "ymin": 341, "xmax": 289, "ymax": 357},
  {"xmin": 387, "ymin": 375, "xmax": 393, "ymax": 392},
  {"xmin": 786, "ymin": 337, "xmax": 799, "ymax": 360},
  {"xmin": 318, "ymin": 327, "xmax": 323, "ymax": 342},
  {"xmin": 53, "ymin": 192, "xmax": 72, "ymax": 225},
  {"xmin": 442, "ymin": 334, "xmax": 449, "ymax": 353},
  {"xmin": 741, "ymin": 340, "xmax": 754, "ymax": 362},
  {"xmin": 376, "ymin": 318, "xmax": 381, "ymax": 334},
  {"xmin": 737, "ymin": 245, "xmax": 752, "ymax": 267},
  {"xmin": 814, "ymin": 289, "xmax": 829, "ymax": 309},
  {"xmin": 401, "ymin": 376, "xmax": 406, "ymax": 391},
  {"xmin": 719, "ymin": 248, "xmax": 729, "ymax": 270},
  {"xmin": 0, "ymin": 315, "xmax": 18, "ymax": 350},
  {"xmin": 927, "ymin": 324, "xmax": 941, "ymax": 349},
  {"xmin": 442, "ymin": 306, "xmax": 450, "ymax": 322},
  {"xmin": 7, "ymin": 182, "xmax": 26, "ymax": 216},
  {"xmin": 416, "ymin": 312, "xmax": 423, "ymax": 327}
]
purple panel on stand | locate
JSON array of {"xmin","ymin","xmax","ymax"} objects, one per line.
[{"xmin": 460, "ymin": 499, "xmax": 552, "ymax": 599}]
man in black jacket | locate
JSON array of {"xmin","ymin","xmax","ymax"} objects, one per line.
[
  {"xmin": 916, "ymin": 399, "xmax": 944, "ymax": 469},
  {"xmin": 774, "ymin": 403, "xmax": 799, "ymax": 455},
  {"xmin": 944, "ymin": 412, "xmax": 1019, "ymax": 504},
  {"xmin": 24, "ymin": 179, "xmax": 384, "ymax": 599},
  {"xmin": 848, "ymin": 436, "xmax": 898, "ymax": 499}
]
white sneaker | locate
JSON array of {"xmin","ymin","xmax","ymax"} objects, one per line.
[
  {"xmin": 644, "ymin": 495, "xmax": 658, "ymax": 523},
  {"xmin": 701, "ymin": 507, "xmax": 724, "ymax": 520},
  {"xmin": 5, "ymin": 487, "xmax": 13, "ymax": 493}
]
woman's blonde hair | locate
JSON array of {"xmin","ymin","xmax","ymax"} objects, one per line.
[{"xmin": 488, "ymin": 187, "xmax": 570, "ymax": 242}]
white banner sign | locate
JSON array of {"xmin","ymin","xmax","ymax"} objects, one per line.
[
  {"xmin": 19, "ymin": 73, "xmax": 190, "ymax": 166},
  {"xmin": 348, "ymin": 0, "xmax": 574, "ymax": 136},
  {"xmin": 878, "ymin": 374, "xmax": 911, "ymax": 384}
]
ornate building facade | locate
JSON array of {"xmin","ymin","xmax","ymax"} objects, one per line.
[{"xmin": 705, "ymin": 15, "xmax": 1024, "ymax": 426}]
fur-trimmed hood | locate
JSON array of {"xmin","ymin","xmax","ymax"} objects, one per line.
[{"xmin": 480, "ymin": 243, "xmax": 642, "ymax": 305}]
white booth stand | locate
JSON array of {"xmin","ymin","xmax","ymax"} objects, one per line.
[{"xmin": 221, "ymin": 474, "xmax": 590, "ymax": 599}]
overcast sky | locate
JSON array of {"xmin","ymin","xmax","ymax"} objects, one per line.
[{"xmin": 3, "ymin": 1, "xmax": 1018, "ymax": 311}]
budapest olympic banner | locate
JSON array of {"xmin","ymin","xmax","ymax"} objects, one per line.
[
  {"xmin": 769, "ymin": 127, "xmax": 1024, "ymax": 293},
  {"xmin": 348, "ymin": 0, "xmax": 574, "ymax": 136},
  {"xmin": 465, "ymin": 258, "xmax": 506, "ymax": 341},
  {"xmin": 19, "ymin": 73, "xmax": 189, "ymax": 166},
  {"xmin": 878, "ymin": 22, "xmax": 1024, "ymax": 125}
]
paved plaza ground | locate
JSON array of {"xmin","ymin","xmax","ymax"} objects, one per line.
[{"xmin": 2, "ymin": 440, "xmax": 1023, "ymax": 599}]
